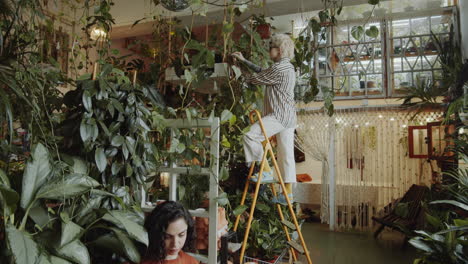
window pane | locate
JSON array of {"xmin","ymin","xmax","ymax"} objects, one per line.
[
  {"xmin": 410, "ymin": 17, "xmax": 430, "ymax": 35},
  {"xmin": 392, "ymin": 19, "xmax": 410, "ymax": 37},
  {"xmin": 392, "ymin": 72, "xmax": 412, "ymax": 92},
  {"xmin": 431, "ymin": 15, "xmax": 450, "ymax": 33}
]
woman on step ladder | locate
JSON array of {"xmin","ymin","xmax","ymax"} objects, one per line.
[{"xmin": 232, "ymin": 34, "xmax": 297, "ymax": 204}]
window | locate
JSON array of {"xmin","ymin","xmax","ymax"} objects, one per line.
[{"xmin": 315, "ymin": 7, "xmax": 456, "ymax": 99}]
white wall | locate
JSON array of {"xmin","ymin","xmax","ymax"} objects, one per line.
[{"xmin": 460, "ymin": 0, "xmax": 468, "ymax": 59}]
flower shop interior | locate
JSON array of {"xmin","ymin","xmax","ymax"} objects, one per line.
[{"xmin": 1, "ymin": 0, "xmax": 467, "ymax": 263}]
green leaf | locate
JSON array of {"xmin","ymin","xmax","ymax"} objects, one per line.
[
  {"xmin": 0, "ymin": 168, "xmax": 10, "ymax": 186},
  {"xmin": 454, "ymin": 218, "xmax": 468, "ymax": 227},
  {"xmin": 95, "ymin": 148, "xmax": 107, "ymax": 172},
  {"xmin": 111, "ymin": 99, "xmax": 125, "ymax": 113},
  {"xmin": 57, "ymin": 240, "xmax": 90, "ymax": 264},
  {"xmin": 186, "ymin": 108, "xmax": 192, "ymax": 123},
  {"xmin": 221, "ymin": 135, "xmax": 231, "ymax": 148},
  {"xmin": 365, "ymin": 26, "xmax": 379, "ymax": 38},
  {"xmin": 222, "ymin": 22, "xmax": 234, "ymax": 34},
  {"xmin": 82, "ymin": 91, "xmax": 92, "ymax": 112},
  {"xmin": 257, "ymin": 203, "xmax": 270, "ymax": 213},
  {"xmin": 431, "ymin": 200, "xmax": 468, "ymax": 211},
  {"xmin": 409, "ymin": 238, "xmax": 433, "ymax": 253},
  {"xmin": 60, "ymin": 221, "xmax": 84, "ymax": 247},
  {"xmin": 351, "ymin": 26, "xmax": 364, "ymax": 41},
  {"xmin": 6, "ymin": 225, "xmax": 39, "ymax": 264},
  {"xmin": 126, "ymin": 164, "xmax": 133, "ymax": 177},
  {"xmin": 216, "ymin": 192, "xmax": 229, "ymax": 206},
  {"xmin": 309, "ymin": 19, "xmax": 321, "ymax": 34},
  {"xmin": 92, "ymin": 230, "xmax": 141, "ymax": 263},
  {"xmin": 100, "ymin": 64, "xmax": 113, "ymax": 77},
  {"xmin": 233, "ymin": 205, "xmax": 248, "ymax": 216},
  {"xmin": 319, "ymin": 10, "xmax": 329, "ymax": 23},
  {"xmin": 72, "ymin": 158, "xmax": 88, "ymax": 175},
  {"xmin": 167, "ymin": 107, "xmax": 177, "ymax": 117},
  {"xmin": 21, "ymin": 144, "xmax": 51, "ymax": 209},
  {"xmin": 111, "ymin": 135, "xmax": 125, "ymax": 147},
  {"xmin": 36, "ymin": 174, "xmax": 100, "ymax": 200},
  {"xmin": 38, "ymin": 254, "xmax": 72, "ymax": 264},
  {"xmin": 103, "ymin": 211, "xmax": 149, "ymax": 246},
  {"xmin": 425, "ymin": 213, "xmax": 442, "ymax": 229},
  {"xmin": 77, "ymin": 73, "xmax": 92, "ymax": 81},
  {"xmin": 169, "ymin": 137, "xmax": 180, "ymax": 153},
  {"xmin": 368, "ymin": 0, "xmax": 380, "ymax": 5},
  {"xmin": 221, "ymin": 109, "xmax": 233, "ymax": 124},
  {"xmin": 111, "ymin": 163, "xmax": 123, "ymax": 175},
  {"xmin": 232, "ymin": 65, "xmax": 242, "ymax": 80},
  {"xmin": 229, "ymin": 114, "xmax": 237, "ymax": 126},
  {"xmin": 29, "ymin": 206, "xmax": 52, "ymax": 227},
  {"xmin": 176, "ymin": 143, "xmax": 186, "ymax": 154},
  {"xmin": 220, "ymin": 167, "xmax": 229, "ymax": 181},
  {"xmin": 0, "ymin": 184, "xmax": 19, "ymax": 216},
  {"xmin": 206, "ymin": 50, "xmax": 215, "ymax": 67}
]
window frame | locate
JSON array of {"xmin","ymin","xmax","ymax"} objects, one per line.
[{"xmin": 314, "ymin": 6, "xmax": 458, "ymax": 100}]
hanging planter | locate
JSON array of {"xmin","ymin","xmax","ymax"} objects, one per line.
[{"xmin": 255, "ymin": 24, "xmax": 271, "ymax": 39}]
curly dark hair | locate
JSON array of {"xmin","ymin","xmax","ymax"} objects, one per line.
[{"xmin": 143, "ymin": 201, "xmax": 195, "ymax": 261}]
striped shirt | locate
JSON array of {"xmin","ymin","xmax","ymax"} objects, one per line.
[{"xmin": 245, "ymin": 58, "xmax": 297, "ymax": 128}]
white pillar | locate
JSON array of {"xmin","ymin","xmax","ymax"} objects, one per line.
[
  {"xmin": 328, "ymin": 116, "xmax": 336, "ymax": 231},
  {"xmin": 460, "ymin": 0, "xmax": 468, "ymax": 59}
]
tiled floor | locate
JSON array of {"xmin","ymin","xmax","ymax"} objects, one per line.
[{"xmin": 295, "ymin": 223, "xmax": 418, "ymax": 264}]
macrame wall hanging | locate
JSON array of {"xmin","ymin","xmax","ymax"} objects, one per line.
[{"xmin": 295, "ymin": 106, "xmax": 443, "ymax": 231}]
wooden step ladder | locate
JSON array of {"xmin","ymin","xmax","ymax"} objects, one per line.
[{"xmin": 233, "ymin": 110, "xmax": 313, "ymax": 264}]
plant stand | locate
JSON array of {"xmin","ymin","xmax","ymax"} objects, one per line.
[
  {"xmin": 141, "ymin": 118, "xmax": 220, "ymax": 264},
  {"xmin": 165, "ymin": 63, "xmax": 229, "ymax": 94}
]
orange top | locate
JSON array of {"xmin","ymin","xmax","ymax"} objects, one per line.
[{"xmin": 141, "ymin": 251, "xmax": 199, "ymax": 264}]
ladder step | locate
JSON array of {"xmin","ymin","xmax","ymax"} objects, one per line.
[
  {"xmin": 287, "ymin": 240, "xmax": 305, "ymax": 255},
  {"xmin": 281, "ymin": 220, "xmax": 297, "ymax": 230},
  {"xmin": 248, "ymin": 178, "xmax": 278, "ymax": 184}
]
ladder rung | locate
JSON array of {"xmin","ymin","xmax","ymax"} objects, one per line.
[
  {"xmin": 248, "ymin": 178, "xmax": 278, "ymax": 184},
  {"xmin": 281, "ymin": 220, "xmax": 297, "ymax": 230},
  {"xmin": 287, "ymin": 240, "xmax": 305, "ymax": 254}
]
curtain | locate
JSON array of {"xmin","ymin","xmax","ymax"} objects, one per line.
[{"xmin": 296, "ymin": 106, "xmax": 443, "ymax": 230}]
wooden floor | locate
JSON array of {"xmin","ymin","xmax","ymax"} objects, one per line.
[{"xmin": 292, "ymin": 223, "xmax": 418, "ymax": 264}]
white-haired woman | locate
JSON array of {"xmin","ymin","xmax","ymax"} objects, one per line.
[{"xmin": 232, "ymin": 34, "xmax": 296, "ymax": 204}]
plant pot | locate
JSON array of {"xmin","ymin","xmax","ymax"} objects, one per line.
[{"xmin": 256, "ymin": 24, "xmax": 271, "ymax": 39}]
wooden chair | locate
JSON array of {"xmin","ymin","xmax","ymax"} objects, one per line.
[{"xmin": 372, "ymin": 184, "xmax": 428, "ymax": 240}]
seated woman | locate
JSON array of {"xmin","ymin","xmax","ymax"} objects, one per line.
[{"xmin": 142, "ymin": 201, "xmax": 199, "ymax": 264}]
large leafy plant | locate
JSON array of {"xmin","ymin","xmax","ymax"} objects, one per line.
[
  {"xmin": 0, "ymin": 144, "xmax": 148, "ymax": 264},
  {"xmin": 60, "ymin": 64, "xmax": 163, "ymax": 193},
  {"xmin": 409, "ymin": 151, "xmax": 468, "ymax": 264}
]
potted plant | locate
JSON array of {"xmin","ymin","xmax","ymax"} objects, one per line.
[{"xmin": 251, "ymin": 15, "xmax": 275, "ymax": 39}]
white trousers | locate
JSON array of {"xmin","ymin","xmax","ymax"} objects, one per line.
[{"xmin": 243, "ymin": 116, "xmax": 296, "ymax": 183}]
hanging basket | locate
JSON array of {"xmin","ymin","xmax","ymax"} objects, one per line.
[{"xmin": 255, "ymin": 24, "xmax": 271, "ymax": 39}]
